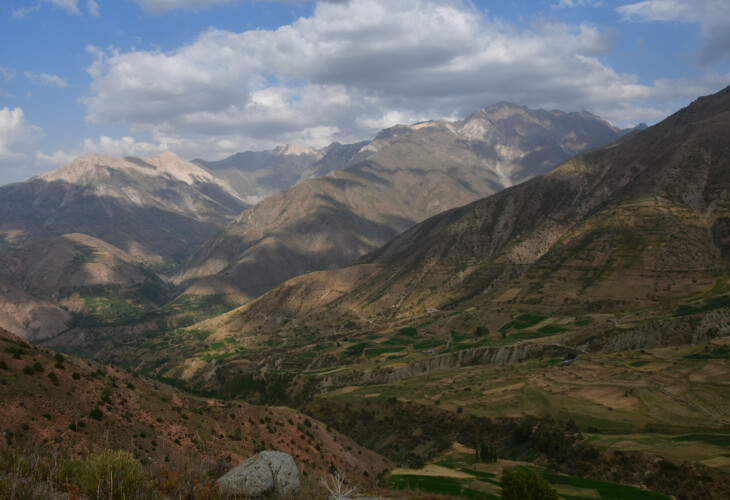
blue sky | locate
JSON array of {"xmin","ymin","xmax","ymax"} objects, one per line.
[{"xmin": 1, "ymin": 0, "xmax": 729, "ymax": 185}]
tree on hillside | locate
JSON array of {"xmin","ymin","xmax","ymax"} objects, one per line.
[{"xmin": 500, "ymin": 468, "xmax": 559, "ymax": 500}]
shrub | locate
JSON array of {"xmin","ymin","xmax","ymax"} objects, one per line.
[
  {"xmin": 32, "ymin": 361, "xmax": 43, "ymax": 372},
  {"xmin": 0, "ymin": 360, "xmax": 6, "ymax": 370},
  {"xmin": 69, "ymin": 450, "xmax": 153, "ymax": 500},
  {"xmin": 22, "ymin": 365, "xmax": 34, "ymax": 375},
  {"xmin": 72, "ymin": 372, "xmax": 81, "ymax": 380},
  {"xmin": 501, "ymin": 468, "xmax": 559, "ymax": 500},
  {"xmin": 88, "ymin": 408, "xmax": 103, "ymax": 421}
]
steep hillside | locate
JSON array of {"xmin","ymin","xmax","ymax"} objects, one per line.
[
  {"xmin": 179, "ymin": 104, "xmax": 626, "ymax": 302},
  {"xmin": 0, "ymin": 328, "xmax": 391, "ymax": 485},
  {"xmin": 108, "ymin": 86, "xmax": 730, "ymax": 406},
  {"xmin": 0, "ymin": 250, "xmax": 73, "ymax": 341},
  {"xmin": 224, "ymin": 85, "xmax": 730, "ymax": 329},
  {"xmin": 0, "ymin": 152, "xmax": 247, "ymax": 264}
]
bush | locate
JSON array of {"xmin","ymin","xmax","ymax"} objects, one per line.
[
  {"xmin": 32, "ymin": 361, "xmax": 44, "ymax": 372},
  {"xmin": 69, "ymin": 450, "xmax": 153, "ymax": 499},
  {"xmin": 88, "ymin": 408, "xmax": 103, "ymax": 421},
  {"xmin": 0, "ymin": 360, "xmax": 6, "ymax": 370},
  {"xmin": 501, "ymin": 468, "xmax": 559, "ymax": 500},
  {"xmin": 22, "ymin": 365, "xmax": 34, "ymax": 375},
  {"xmin": 72, "ymin": 372, "xmax": 81, "ymax": 380}
]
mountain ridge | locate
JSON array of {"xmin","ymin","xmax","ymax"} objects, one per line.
[{"xmin": 177, "ymin": 102, "xmax": 629, "ymax": 303}]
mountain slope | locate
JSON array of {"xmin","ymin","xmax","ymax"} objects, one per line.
[
  {"xmin": 0, "ymin": 233, "xmax": 176, "ymax": 341},
  {"xmin": 179, "ymin": 104, "xmax": 627, "ymax": 302},
  {"xmin": 194, "ymin": 144, "xmax": 323, "ymax": 205},
  {"xmin": 0, "ymin": 152, "xmax": 247, "ymax": 264},
  {"xmin": 194, "ymin": 141, "xmax": 371, "ymax": 205},
  {"xmin": 0, "ymin": 328, "xmax": 390, "ymax": 485},
  {"xmin": 199, "ymin": 85, "xmax": 730, "ymax": 342}
]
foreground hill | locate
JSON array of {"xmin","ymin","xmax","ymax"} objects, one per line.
[
  {"xmin": 0, "ymin": 327, "xmax": 390, "ymax": 491},
  {"xmin": 179, "ymin": 103, "xmax": 628, "ymax": 302},
  {"xmin": 0, "ymin": 152, "xmax": 247, "ymax": 264}
]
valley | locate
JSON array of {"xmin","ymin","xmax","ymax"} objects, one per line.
[{"xmin": 2, "ymin": 88, "xmax": 730, "ymax": 499}]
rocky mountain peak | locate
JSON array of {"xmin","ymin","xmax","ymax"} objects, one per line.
[{"xmin": 272, "ymin": 143, "xmax": 321, "ymax": 157}]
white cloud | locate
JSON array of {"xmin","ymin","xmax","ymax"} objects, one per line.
[
  {"xmin": 12, "ymin": 5, "xmax": 41, "ymax": 18},
  {"xmin": 12, "ymin": 0, "xmax": 96, "ymax": 18},
  {"xmin": 78, "ymin": 0, "xmax": 729, "ymax": 153},
  {"xmin": 24, "ymin": 72, "xmax": 69, "ymax": 88},
  {"xmin": 44, "ymin": 0, "xmax": 81, "ymax": 15},
  {"xmin": 87, "ymin": 0, "xmax": 100, "ymax": 17},
  {"xmin": 552, "ymin": 0, "xmax": 592, "ymax": 9},
  {"xmin": 0, "ymin": 107, "xmax": 44, "ymax": 168},
  {"xmin": 0, "ymin": 67, "xmax": 16, "ymax": 82},
  {"xmin": 617, "ymin": 0, "xmax": 730, "ymax": 65}
]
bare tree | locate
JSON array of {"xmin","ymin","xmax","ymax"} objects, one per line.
[{"xmin": 321, "ymin": 469, "xmax": 358, "ymax": 500}]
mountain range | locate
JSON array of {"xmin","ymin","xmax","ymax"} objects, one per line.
[
  {"xmin": 1, "ymin": 88, "xmax": 729, "ymax": 500},
  {"xmin": 0, "ymin": 102, "xmax": 631, "ymax": 340},
  {"xmin": 177, "ymin": 103, "xmax": 633, "ymax": 302},
  {"xmin": 118, "ymin": 85, "xmax": 730, "ymax": 403}
]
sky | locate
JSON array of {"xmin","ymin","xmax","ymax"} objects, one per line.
[{"xmin": 1, "ymin": 0, "xmax": 729, "ymax": 185}]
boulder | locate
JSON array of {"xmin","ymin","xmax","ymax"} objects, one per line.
[{"xmin": 217, "ymin": 451, "xmax": 300, "ymax": 497}]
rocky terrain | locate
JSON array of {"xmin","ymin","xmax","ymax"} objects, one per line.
[
  {"xmin": 178, "ymin": 103, "xmax": 629, "ymax": 302},
  {"xmin": 0, "ymin": 327, "xmax": 390, "ymax": 483},
  {"xmin": 0, "ymin": 152, "xmax": 247, "ymax": 263}
]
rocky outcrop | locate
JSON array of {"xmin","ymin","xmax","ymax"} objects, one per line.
[
  {"xmin": 312, "ymin": 343, "xmax": 559, "ymax": 395},
  {"xmin": 217, "ymin": 451, "xmax": 300, "ymax": 497},
  {"xmin": 580, "ymin": 307, "xmax": 730, "ymax": 353}
]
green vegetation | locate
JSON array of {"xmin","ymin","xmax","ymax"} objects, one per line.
[
  {"xmin": 389, "ymin": 474, "xmax": 494, "ymax": 499},
  {"xmin": 674, "ymin": 294, "xmax": 730, "ymax": 317},
  {"xmin": 499, "ymin": 314, "xmax": 548, "ymax": 333},
  {"xmin": 684, "ymin": 345, "xmax": 730, "ymax": 360},
  {"xmin": 71, "ymin": 243, "xmax": 99, "ymax": 264},
  {"xmin": 70, "ymin": 450, "xmax": 153, "ymax": 499},
  {"xmin": 540, "ymin": 471, "xmax": 669, "ymax": 499},
  {"xmin": 537, "ymin": 325, "xmax": 568, "ymax": 335},
  {"xmin": 501, "ymin": 468, "xmax": 558, "ymax": 500}
]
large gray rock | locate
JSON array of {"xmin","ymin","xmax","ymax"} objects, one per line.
[{"xmin": 217, "ymin": 451, "xmax": 300, "ymax": 497}]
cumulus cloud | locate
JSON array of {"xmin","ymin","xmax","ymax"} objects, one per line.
[
  {"xmin": 79, "ymin": 0, "xmax": 727, "ymax": 154},
  {"xmin": 0, "ymin": 107, "xmax": 44, "ymax": 168},
  {"xmin": 617, "ymin": 0, "xmax": 730, "ymax": 65},
  {"xmin": 25, "ymin": 72, "xmax": 69, "ymax": 88}
]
